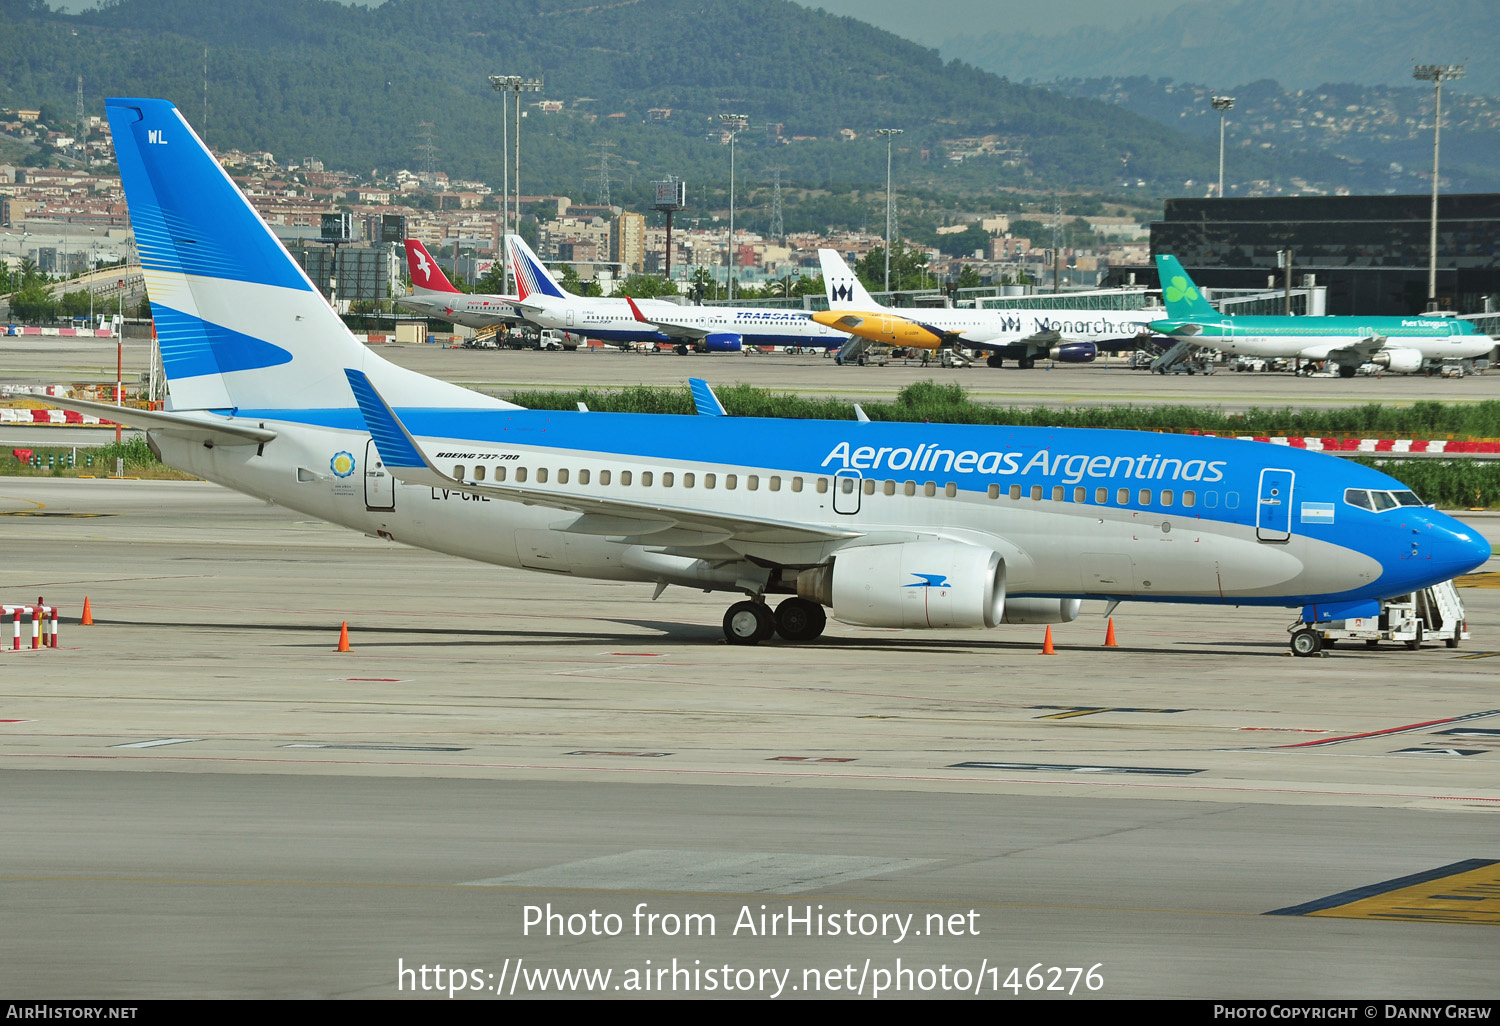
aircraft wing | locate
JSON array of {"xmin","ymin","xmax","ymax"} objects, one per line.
[
  {"xmin": 622, "ymin": 296, "xmax": 706, "ymax": 340},
  {"xmin": 955, "ymin": 327, "xmax": 1059, "ymax": 349},
  {"xmin": 343, "ymin": 369, "xmax": 859, "ymax": 549},
  {"xmin": 35, "ymin": 395, "xmax": 278, "ymax": 446},
  {"xmin": 1314, "ymin": 336, "xmax": 1387, "ymax": 362}
]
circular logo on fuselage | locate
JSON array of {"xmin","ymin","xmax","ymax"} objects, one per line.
[{"xmin": 331, "ymin": 451, "xmax": 356, "ymax": 478}]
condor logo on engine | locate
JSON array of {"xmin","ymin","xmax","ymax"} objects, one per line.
[{"xmin": 905, "ymin": 574, "xmax": 950, "ymax": 588}]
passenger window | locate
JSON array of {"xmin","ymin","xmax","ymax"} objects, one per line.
[
  {"xmin": 864, "ymin": 479, "xmax": 876, "ymax": 495},
  {"xmin": 747, "ymin": 475, "xmax": 759, "ymax": 491},
  {"xmin": 473, "ymin": 465, "xmax": 486, "ymax": 482},
  {"xmin": 884, "ymin": 480, "xmax": 896, "ymax": 496},
  {"xmin": 453, "ymin": 464, "xmax": 464, "ymax": 479},
  {"xmin": 924, "ymin": 482, "xmax": 937, "ymax": 497},
  {"xmin": 1052, "ymin": 486, "xmax": 1064, "ymax": 501},
  {"xmin": 516, "ymin": 467, "xmax": 528, "ymax": 483},
  {"xmin": 640, "ymin": 471, "xmax": 652, "ymax": 487},
  {"xmin": 1117, "ymin": 487, "xmax": 1130, "ymax": 505},
  {"xmin": 597, "ymin": 469, "xmax": 608, "ymax": 485},
  {"xmin": 574, "ymin": 469, "xmax": 584, "ymax": 485},
  {"xmin": 815, "ymin": 478, "xmax": 828, "ymax": 493},
  {"xmin": 987, "ymin": 483, "xmax": 1000, "ymax": 499},
  {"xmin": 1073, "ymin": 486, "xmax": 1085, "ymax": 503},
  {"xmin": 683, "ymin": 472, "xmax": 694, "ymax": 488},
  {"xmin": 1204, "ymin": 491, "xmax": 1219, "ymax": 509},
  {"xmin": 945, "ymin": 483, "xmax": 958, "ymax": 498},
  {"xmin": 1225, "ymin": 492, "xmax": 1239, "ymax": 509},
  {"xmin": 1139, "ymin": 488, "xmax": 1151, "ymax": 505},
  {"xmin": 1096, "ymin": 487, "xmax": 1108, "ymax": 504},
  {"xmin": 496, "ymin": 466, "xmax": 508, "ymax": 482},
  {"xmin": 1345, "ymin": 488, "xmax": 1372, "ymax": 510},
  {"xmin": 904, "ymin": 481, "xmax": 916, "ymax": 496},
  {"xmin": 1030, "ymin": 485, "xmax": 1042, "ymax": 501},
  {"xmin": 792, "ymin": 477, "xmax": 803, "ymax": 492},
  {"xmin": 705, "ymin": 474, "xmax": 716, "ymax": 489},
  {"xmin": 620, "ymin": 470, "xmax": 632, "ymax": 486},
  {"xmin": 1160, "ymin": 488, "xmax": 1173, "ymax": 506},
  {"xmin": 1182, "ymin": 490, "xmax": 1195, "ymax": 508},
  {"xmin": 768, "ymin": 476, "xmax": 781, "ymax": 491},
  {"xmin": 1371, "ymin": 491, "xmax": 1397, "ymax": 511},
  {"xmin": 557, "ymin": 468, "xmax": 568, "ymax": 485},
  {"xmin": 537, "ymin": 468, "xmax": 548, "ymax": 484},
  {"xmin": 726, "ymin": 474, "xmax": 737, "ymax": 489},
  {"xmin": 662, "ymin": 472, "xmax": 673, "ymax": 487},
  {"xmin": 1009, "ymin": 484, "xmax": 1022, "ymax": 500}
]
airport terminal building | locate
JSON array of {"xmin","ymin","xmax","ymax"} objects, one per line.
[{"xmin": 1145, "ymin": 193, "xmax": 1500, "ymax": 317}]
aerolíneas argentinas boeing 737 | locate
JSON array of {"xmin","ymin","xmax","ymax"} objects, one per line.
[
  {"xmin": 393, "ymin": 239, "xmax": 526, "ymax": 329},
  {"xmin": 65, "ymin": 99, "xmax": 1489, "ymax": 654},
  {"xmin": 811, "ymin": 249, "xmax": 1158, "ymax": 368},
  {"xmin": 507, "ymin": 234, "xmax": 847, "ymax": 353},
  {"xmin": 1150, "ymin": 255, "xmax": 1493, "ymax": 376}
]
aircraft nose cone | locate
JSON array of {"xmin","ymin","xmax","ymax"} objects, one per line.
[{"xmin": 1419, "ymin": 514, "xmax": 1491, "ymax": 578}]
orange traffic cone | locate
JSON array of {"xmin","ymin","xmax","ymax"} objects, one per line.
[
  {"xmin": 80, "ymin": 596, "xmax": 93, "ymax": 626},
  {"xmin": 1104, "ymin": 617, "xmax": 1118, "ymax": 647},
  {"xmin": 335, "ymin": 621, "xmax": 351, "ymax": 652},
  {"xmin": 1040, "ymin": 625, "xmax": 1055, "ymax": 655}
]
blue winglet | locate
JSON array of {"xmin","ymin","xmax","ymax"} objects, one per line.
[
  {"xmin": 344, "ymin": 369, "xmax": 429, "ymax": 469},
  {"xmin": 688, "ymin": 378, "xmax": 727, "ymax": 417}
]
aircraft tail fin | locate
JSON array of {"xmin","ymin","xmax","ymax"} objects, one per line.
[
  {"xmin": 818, "ymin": 249, "xmax": 881, "ymax": 310},
  {"xmin": 404, "ymin": 239, "xmax": 461, "ymax": 294},
  {"xmin": 506, "ymin": 234, "xmax": 569, "ymax": 301},
  {"xmin": 1154, "ymin": 255, "xmax": 1221, "ymax": 322},
  {"xmin": 105, "ymin": 97, "xmax": 513, "ymax": 413}
]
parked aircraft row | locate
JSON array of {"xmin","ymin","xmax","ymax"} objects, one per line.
[{"xmin": 50, "ymin": 98, "xmax": 1490, "ymax": 655}]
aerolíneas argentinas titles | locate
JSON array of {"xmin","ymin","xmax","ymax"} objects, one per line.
[{"xmin": 63, "ymin": 98, "xmax": 1488, "ymax": 651}]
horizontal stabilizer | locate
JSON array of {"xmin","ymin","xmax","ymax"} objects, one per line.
[{"xmin": 40, "ymin": 395, "xmax": 277, "ymax": 446}]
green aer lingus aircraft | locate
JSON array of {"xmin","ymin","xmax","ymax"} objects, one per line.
[{"xmin": 1149, "ymin": 255, "xmax": 1493, "ymax": 377}]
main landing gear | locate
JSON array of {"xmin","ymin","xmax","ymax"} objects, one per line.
[{"xmin": 723, "ymin": 597, "xmax": 827, "ymax": 645}]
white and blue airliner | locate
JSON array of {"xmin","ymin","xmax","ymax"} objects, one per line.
[{"xmin": 59, "ymin": 99, "xmax": 1489, "ymax": 653}]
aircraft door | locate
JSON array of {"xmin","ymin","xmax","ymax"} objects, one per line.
[
  {"xmin": 1256, "ymin": 468, "xmax": 1293, "ymax": 542},
  {"xmin": 364, "ymin": 438, "xmax": 395, "ymax": 510},
  {"xmin": 566, "ymin": 308, "xmax": 576, "ymax": 328},
  {"xmin": 833, "ymin": 469, "xmax": 862, "ymax": 515}
]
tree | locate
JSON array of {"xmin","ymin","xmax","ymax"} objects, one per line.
[
  {"xmin": 956, "ymin": 264, "xmax": 982, "ymax": 290},
  {"xmin": 9, "ymin": 280, "xmax": 56, "ymax": 322},
  {"xmin": 473, "ymin": 261, "xmax": 508, "ymax": 294},
  {"xmin": 617, "ymin": 274, "xmax": 679, "ymax": 299},
  {"xmin": 855, "ymin": 240, "xmax": 929, "ymax": 293}
]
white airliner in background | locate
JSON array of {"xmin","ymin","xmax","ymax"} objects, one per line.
[
  {"xmin": 507, "ymin": 235, "xmax": 848, "ymax": 353},
  {"xmin": 394, "ymin": 239, "xmax": 526, "ymax": 330},
  {"xmin": 50, "ymin": 98, "xmax": 1490, "ymax": 657}
]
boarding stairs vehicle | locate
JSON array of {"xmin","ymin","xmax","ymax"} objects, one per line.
[
  {"xmin": 1150, "ymin": 338, "xmax": 1200, "ymax": 374},
  {"xmin": 1289, "ymin": 580, "xmax": 1469, "ymax": 656},
  {"xmin": 834, "ymin": 336, "xmax": 891, "ymax": 366}
]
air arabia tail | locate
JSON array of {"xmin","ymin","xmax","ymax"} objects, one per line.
[
  {"xmin": 817, "ymin": 249, "xmax": 880, "ymax": 310},
  {"xmin": 404, "ymin": 239, "xmax": 461, "ymax": 294},
  {"xmin": 1154, "ymin": 255, "xmax": 1222, "ymax": 322},
  {"xmin": 505, "ymin": 234, "xmax": 569, "ymax": 302},
  {"xmin": 105, "ymin": 98, "xmax": 515, "ymax": 414}
]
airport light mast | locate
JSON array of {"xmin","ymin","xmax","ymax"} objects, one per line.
[
  {"xmin": 1413, "ymin": 64, "xmax": 1464, "ymax": 311},
  {"xmin": 489, "ymin": 74, "xmax": 543, "ymax": 293},
  {"xmin": 718, "ymin": 114, "xmax": 748, "ymax": 301},
  {"xmin": 876, "ymin": 128, "xmax": 903, "ymax": 292},
  {"xmin": 1211, "ymin": 96, "xmax": 1234, "ymax": 198}
]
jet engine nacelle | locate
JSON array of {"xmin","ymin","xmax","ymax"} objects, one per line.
[
  {"xmin": 797, "ymin": 541, "xmax": 1005, "ymax": 629},
  {"xmin": 1000, "ymin": 597, "xmax": 1082, "ymax": 624},
  {"xmin": 1372, "ymin": 348, "xmax": 1423, "ymax": 374},
  {"xmin": 1049, "ymin": 342, "xmax": 1097, "ymax": 363},
  {"xmin": 703, "ymin": 333, "xmax": 743, "ymax": 353}
]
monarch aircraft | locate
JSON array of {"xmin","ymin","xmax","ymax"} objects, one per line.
[
  {"xmin": 811, "ymin": 249, "xmax": 1158, "ymax": 368},
  {"xmin": 1151, "ymin": 255, "xmax": 1495, "ymax": 377},
  {"xmin": 56, "ymin": 98, "xmax": 1490, "ymax": 653},
  {"xmin": 393, "ymin": 239, "xmax": 526, "ymax": 330},
  {"xmin": 507, "ymin": 235, "xmax": 847, "ymax": 354}
]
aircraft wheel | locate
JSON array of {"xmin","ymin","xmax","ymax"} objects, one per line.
[
  {"xmin": 1445, "ymin": 635, "xmax": 1460, "ymax": 648},
  {"xmin": 724, "ymin": 601, "xmax": 773, "ymax": 645},
  {"xmin": 1339, "ymin": 365, "xmax": 1357, "ymax": 378},
  {"xmin": 986, "ymin": 354, "xmax": 1004, "ymax": 368},
  {"xmin": 775, "ymin": 598, "xmax": 827, "ymax": 642},
  {"xmin": 1405, "ymin": 623, "xmax": 1424, "ymax": 651},
  {"xmin": 675, "ymin": 344, "xmax": 689, "ymax": 355},
  {"xmin": 1290, "ymin": 628, "xmax": 1323, "ymax": 657},
  {"xmin": 1018, "ymin": 356, "xmax": 1035, "ymax": 370},
  {"xmin": 1365, "ymin": 639, "xmax": 1380, "ymax": 649}
]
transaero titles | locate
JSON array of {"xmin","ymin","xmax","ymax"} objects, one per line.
[{"xmin": 821, "ymin": 440, "xmax": 1228, "ymax": 485}]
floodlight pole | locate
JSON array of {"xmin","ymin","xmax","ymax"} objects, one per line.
[
  {"xmin": 1413, "ymin": 64, "xmax": 1464, "ymax": 311},
  {"xmin": 1211, "ymin": 96, "xmax": 1234, "ymax": 198},
  {"xmin": 718, "ymin": 114, "xmax": 747, "ymax": 300},
  {"xmin": 877, "ymin": 128, "xmax": 903, "ymax": 292},
  {"xmin": 489, "ymin": 75, "xmax": 542, "ymax": 294}
]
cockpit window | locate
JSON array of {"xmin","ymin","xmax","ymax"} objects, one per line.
[
  {"xmin": 1345, "ymin": 488, "xmax": 1374, "ymax": 510},
  {"xmin": 1391, "ymin": 490, "xmax": 1424, "ymax": 507},
  {"xmin": 1370, "ymin": 491, "xmax": 1398, "ymax": 511}
]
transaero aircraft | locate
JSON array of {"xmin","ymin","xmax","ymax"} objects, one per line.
[
  {"xmin": 393, "ymin": 239, "xmax": 526, "ymax": 330},
  {"xmin": 1151, "ymin": 255, "xmax": 1495, "ymax": 377},
  {"xmin": 507, "ymin": 234, "xmax": 847, "ymax": 353},
  {"xmin": 810, "ymin": 249, "xmax": 1158, "ymax": 368},
  {"xmin": 61, "ymin": 98, "xmax": 1490, "ymax": 654}
]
